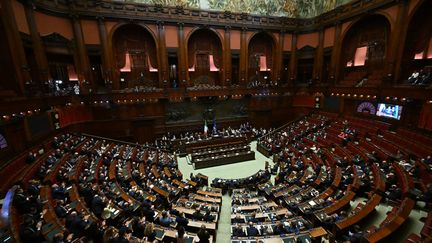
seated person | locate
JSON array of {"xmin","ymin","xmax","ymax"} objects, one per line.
[
  {"xmin": 203, "ymin": 210, "xmax": 215, "ymax": 222},
  {"xmin": 158, "ymin": 211, "xmax": 173, "ymax": 227},
  {"xmin": 232, "ymin": 224, "xmax": 246, "ymax": 237},
  {"xmin": 193, "ymin": 207, "xmax": 204, "ymax": 221},
  {"xmin": 232, "ymin": 214, "xmax": 245, "ymax": 224},
  {"xmin": 246, "ymin": 221, "xmax": 260, "ymax": 237},
  {"xmin": 273, "ymin": 222, "xmax": 288, "ymax": 235},
  {"xmin": 247, "ymin": 212, "xmax": 259, "ymax": 223}
]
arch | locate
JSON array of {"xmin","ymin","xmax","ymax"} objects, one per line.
[
  {"xmin": 406, "ymin": 0, "xmax": 429, "ymax": 25},
  {"xmin": 338, "ymin": 14, "xmax": 392, "ymax": 87},
  {"xmin": 339, "ymin": 13, "xmax": 394, "ymax": 45},
  {"xmin": 186, "ymin": 28, "xmax": 224, "ymax": 86},
  {"xmin": 400, "ymin": 0, "xmax": 432, "ymax": 83},
  {"xmin": 184, "ymin": 27, "xmax": 224, "ymax": 49},
  {"xmin": 247, "ymin": 31, "xmax": 277, "ymax": 84},
  {"xmin": 246, "ymin": 31, "xmax": 278, "ymax": 49},
  {"xmin": 110, "ymin": 23, "xmax": 160, "ymax": 88},
  {"xmin": 107, "ymin": 22, "xmax": 159, "ymax": 51}
]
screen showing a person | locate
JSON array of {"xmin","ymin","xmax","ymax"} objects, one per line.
[{"xmin": 376, "ymin": 103, "xmax": 403, "ymax": 120}]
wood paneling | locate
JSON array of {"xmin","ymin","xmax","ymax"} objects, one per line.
[
  {"xmin": 81, "ymin": 20, "xmax": 101, "ymax": 45},
  {"xmin": 230, "ymin": 30, "xmax": 241, "ymax": 50},
  {"xmin": 34, "ymin": 12, "xmax": 73, "ymax": 39},
  {"xmin": 324, "ymin": 27, "xmax": 335, "ymax": 48},
  {"xmin": 112, "ymin": 24, "xmax": 159, "ymax": 87},
  {"xmin": 187, "ymin": 29, "xmax": 222, "ymax": 85},
  {"xmin": 11, "ymin": 0, "xmax": 29, "ymax": 34},
  {"xmin": 297, "ymin": 32, "xmax": 319, "ymax": 49},
  {"xmin": 165, "ymin": 25, "xmax": 178, "ymax": 48}
]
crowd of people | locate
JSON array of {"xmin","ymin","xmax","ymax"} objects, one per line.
[
  {"xmin": 13, "ymin": 134, "xmax": 217, "ymax": 243},
  {"xmin": 408, "ymin": 69, "xmax": 432, "ymax": 85},
  {"xmin": 152, "ymin": 123, "xmax": 269, "ymax": 152},
  {"xmin": 10, "ymin": 112, "xmax": 432, "ymax": 242},
  {"xmin": 211, "ymin": 169, "xmax": 271, "ymax": 191},
  {"xmin": 253, "ymin": 113, "xmax": 432, "ymax": 242}
]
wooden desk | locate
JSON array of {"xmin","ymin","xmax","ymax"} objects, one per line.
[
  {"xmin": 364, "ymin": 197, "xmax": 415, "ymax": 242},
  {"xmin": 173, "ymin": 179, "xmax": 188, "ymax": 188},
  {"xmin": 324, "ymin": 191, "xmax": 355, "ymax": 214},
  {"xmin": 164, "ymin": 167, "xmax": 172, "ymax": 178},
  {"xmin": 193, "ymin": 151, "xmax": 255, "ymax": 169},
  {"xmin": 188, "ymin": 220, "xmax": 217, "ymax": 231},
  {"xmin": 335, "ymin": 194, "xmax": 382, "ymax": 231},
  {"xmin": 237, "ymin": 201, "xmax": 277, "ymax": 211},
  {"xmin": 151, "ymin": 184, "xmax": 170, "ymax": 198},
  {"xmin": 309, "ymin": 227, "xmax": 327, "ymax": 237},
  {"xmin": 197, "ymin": 189, "xmax": 222, "ymax": 198},
  {"xmin": 184, "ymin": 136, "xmax": 247, "ymax": 153},
  {"xmin": 192, "ymin": 195, "xmax": 222, "ymax": 204},
  {"xmin": 257, "ymin": 143, "xmax": 272, "ymax": 158},
  {"xmin": 196, "ymin": 173, "xmax": 209, "ymax": 186},
  {"xmin": 187, "ymin": 180, "xmax": 198, "ymax": 188},
  {"xmin": 154, "ymin": 226, "xmax": 214, "ymax": 243}
]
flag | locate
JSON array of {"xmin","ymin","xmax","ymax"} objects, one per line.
[
  {"xmin": 213, "ymin": 114, "xmax": 217, "ymax": 134},
  {"xmin": 204, "ymin": 120, "xmax": 208, "ymax": 135}
]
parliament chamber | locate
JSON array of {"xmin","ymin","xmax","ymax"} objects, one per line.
[{"xmin": 0, "ymin": 0, "xmax": 432, "ymax": 242}]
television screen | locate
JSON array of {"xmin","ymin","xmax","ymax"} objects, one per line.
[{"xmin": 376, "ymin": 103, "xmax": 403, "ymax": 120}]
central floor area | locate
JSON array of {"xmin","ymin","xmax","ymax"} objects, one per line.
[
  {"xmin": 178, "ymin": 141, "xmax": 274, "ymax": 183},
  {"xmin": 178, "ymin": 141, "xmax": 277, "ymax": 243}
]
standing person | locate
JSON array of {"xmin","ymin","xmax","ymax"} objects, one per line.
[
  {"xmin": 144, "ymin": 223, "xmax": 156, "ymax": 242},
  {"xmin": 176, "ymin": 226, "xmax": 186, "ymax": 243},
  {"xmin": 197, "ymin": 224, "xmax": 210, "ymax": 243}
]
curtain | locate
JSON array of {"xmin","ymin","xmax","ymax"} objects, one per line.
[
  {"xmin": 209, "ymin": 55, "xmax": 219, "ymax": 71},
  {"xmin": 120, "ymin": 52, "xmax": 132, "ymax": 72},
  {"xmin": 354, "ymin": 46, "xmax": 367, "ymax": 66}
]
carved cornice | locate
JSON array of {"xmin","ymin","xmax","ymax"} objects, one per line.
[{"xmin": 27, "ymin": 0, "xmax": 399, "ymax": 33}]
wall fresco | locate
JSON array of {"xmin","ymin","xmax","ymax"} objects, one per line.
[{"xmin": 125, "ymin": 0, "xmax": 352, "ymax": 18}]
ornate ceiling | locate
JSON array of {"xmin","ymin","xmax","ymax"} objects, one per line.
[{"xmin": 122, "ymin": 0, "xmax": 353, "ymax": 18}]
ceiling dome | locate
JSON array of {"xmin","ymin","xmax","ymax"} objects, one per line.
[{"xmin": 121, "ymin": 0, "xmax": 353, "ymax": 18}]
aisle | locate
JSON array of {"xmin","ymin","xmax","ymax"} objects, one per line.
[{"xmin": 216, "ymin": 194, "xmax": 233, "ymax": 243}]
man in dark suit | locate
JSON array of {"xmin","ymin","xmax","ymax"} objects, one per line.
[
  {"xmin": 91, "ymin": 194, "xmax": 106, "ymax": 218},
  {"xmin": 65, "ymin": 211, "xmax": 88, "ymax": 236},
  {"xmin": 197, "ymin": 224, "xmax": 210, "ymax": 243},
  {"xmin": 233, "ymin": 224, "xmax": 245, "ymax": 237},
  {"xmin": 54, "ymin": 200, "xmax": 68, "ymax": 218},
  {"xmin": 273, "ymin": 222, "xmax": 287, "ymax": 235},
  {"xmin": 232, "ymin": 214, "xmax": 245, "ymax": 224},
  {"xmin": 176, "ymin": 212, "xmax": 189, "ymax": 227},
  {"xmin": 142, "ymin": 205, "xmax": 156, "ymax": 222},
  {"xmin": 110, "ymin": 226, "xmax": 131, "ymax": 243},
  {"xmin": 246, "ymin": 222, "xmax": 259, "ymax": 237}
]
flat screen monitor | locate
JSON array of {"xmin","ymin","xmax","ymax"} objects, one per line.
[{"xmin": 376, "ymin": 103, "xmax": 403, "ymax": 120}]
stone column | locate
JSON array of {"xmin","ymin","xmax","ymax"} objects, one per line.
[
  {"xmin": 288, "ymin": 33, "xmax": 298, "ymax": 86},
  {"xmin": 71, "ymin": 14, "xmax": 93, "ymax": 91},
  {"xmin": 24, "ymin": 1, "xmax": 51, "ymax": 91},
  {"xmin": 313, "ymin": 28, "xmax": 325, "ymax": 84},
  {"xmin": 97, "ymin": 17, "xmax": 115, "ymax": 89},
  {"xmin": 239, "ymin": 27, "xmax": 248, "ymax": 85},
  {"xmin": 223, "ymin": 25, "xmax": 231, "ymax": 86},
  {"xmin": 157, "ymin": 21, "xmax": 168, "ymax": 87},
  {"xmin": 0, "ymin": 0, "xmax": 31, "ymax": 95}
]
